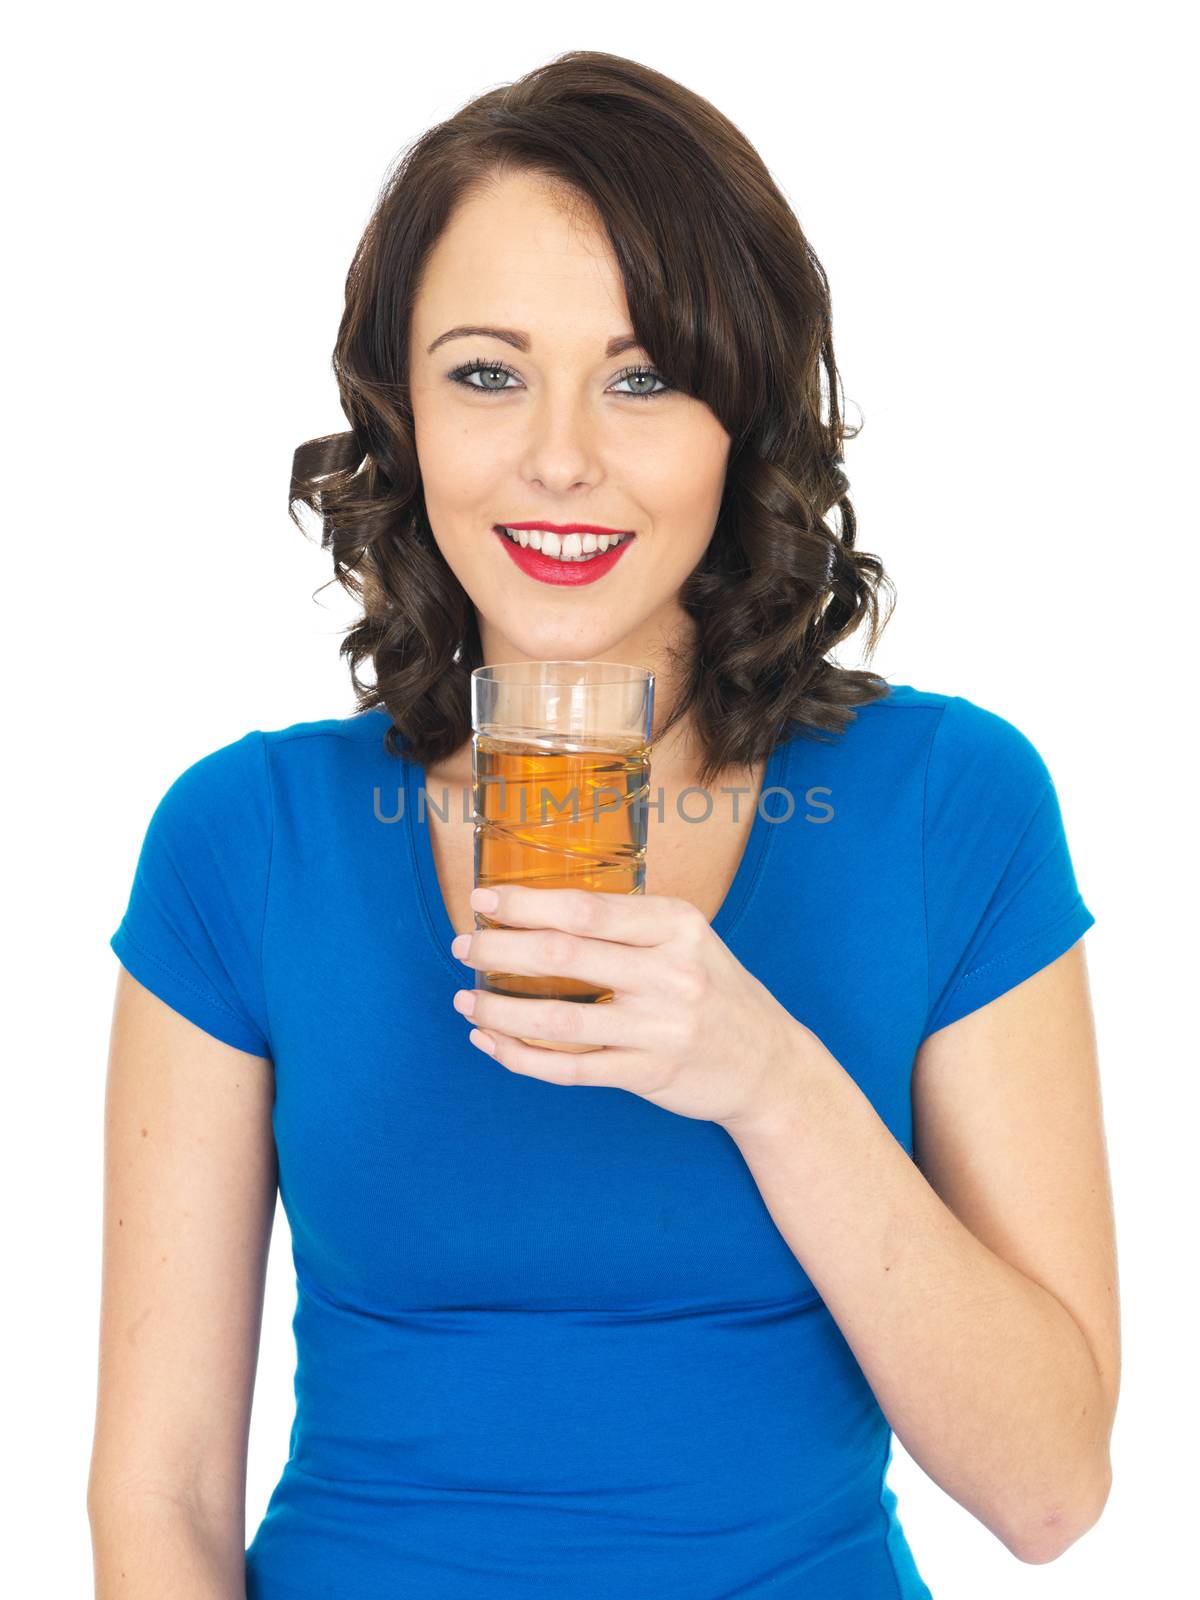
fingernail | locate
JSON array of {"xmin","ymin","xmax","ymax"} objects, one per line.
[
  {"xmin": 468, "ymin": 1028, "xmax": 495, "ymax": 1055},
  {"xmin": 450, "ymin": 933, "xmax": 471, "ymax": 958},
  {"xmin": 453, "ymin": 989, "xmax": 476, "ymax": 1016},
  {"xmin": 470, "ymin": 886, "xmax": 499, "ymax": 912}
]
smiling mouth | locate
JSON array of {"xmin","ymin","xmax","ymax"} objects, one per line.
[{"xmin": 493, "ymin": 525, "xmax": 634, "ymax": 563}]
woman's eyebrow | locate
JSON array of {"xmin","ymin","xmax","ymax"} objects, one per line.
[{"xmin": 426, "ymin": 325, "xmax": 642, "ymax": 358}]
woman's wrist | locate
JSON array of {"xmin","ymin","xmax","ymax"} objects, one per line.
[{"xmin": 718, "ymin": 1015, "xmax": 843, "ymax": 1145}]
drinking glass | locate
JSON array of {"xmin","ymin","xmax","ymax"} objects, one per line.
[{"xmin": 470, "ymin": 660, "xmax": 655, "ymax": 1053}]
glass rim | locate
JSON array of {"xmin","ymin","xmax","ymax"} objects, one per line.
[{"xmin": 471, "ymin": 659, "xmax": 654, "ymax": 686}]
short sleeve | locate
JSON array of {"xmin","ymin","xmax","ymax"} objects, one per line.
[
  {"xmin": 920, "ymin": 695, "xmax": 1095, "ymax": 1042},
  {"xmin": 110, "ymin": 729, "xmax": 274, "ymax": 1057}
]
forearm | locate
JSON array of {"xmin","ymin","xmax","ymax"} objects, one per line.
[
  {"xmin": 726, "ymin": 1026, "xmax": 1112, "ymax": 1564},
  {"xmin": 88, "ymin": 1488, "xmax": 245, "ymax": 1599}
]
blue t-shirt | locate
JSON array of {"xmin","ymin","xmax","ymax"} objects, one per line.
[{"xmin": 109, "ymin": 682, "xmax": 1095, "ymax": 1599}]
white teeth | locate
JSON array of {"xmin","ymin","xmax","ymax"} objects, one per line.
[{"xmin": 498, "ymin": 526, "xmax": 629, "ymax": 562}]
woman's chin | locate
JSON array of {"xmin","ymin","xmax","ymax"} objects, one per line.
[{"xmin": 480, "ymin": 626, "xmax": 632, "ymax": 664}]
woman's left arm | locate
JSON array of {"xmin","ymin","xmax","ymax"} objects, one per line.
[
  {"xmin": 727, "ymin": 936, "xmax": 1119, "ymax": 1567},
  {"xmin": 452, "ymin": 886, "xmax": 1118, "ymax": 1565}
]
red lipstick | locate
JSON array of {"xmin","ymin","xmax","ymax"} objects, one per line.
[{"xmin": 492, "ymin": 524, "xmax": 635, "ymax": 587}]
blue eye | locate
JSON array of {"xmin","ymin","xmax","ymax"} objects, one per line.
[
  {"xmin": 446, "ymin": 358, "xmax": 672, "ymax": 401},
  {"xmin": 448, "ymin": 359, "xmax": 521, "ymax": 393},
  {"xmin": 611, "ymin": 365, "xmax": 671, "ymax": 399}
]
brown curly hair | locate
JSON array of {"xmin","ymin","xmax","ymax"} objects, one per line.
[{"xmin": 290, "ymin": 49, "xmax": 896, "ymax": 789}]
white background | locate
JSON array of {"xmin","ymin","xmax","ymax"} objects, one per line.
[{"xmin": 6, "ymin": 2, "xmax": 1194, "ymax": 1594}]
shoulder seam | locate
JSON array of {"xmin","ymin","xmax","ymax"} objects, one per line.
[
  {"xmin": 255, "ymin": 731, "xmax": 276, "ymax": 1057},
  {"xmin": 861, "ymin": 687, "xmax": 955, "ymax": 713},
  {"xmin": 942, "ymin": 772, "xmax": 1057, "ymax": 993},
  {"xmin": 263, "ymin": 715, "xmax": 388, "ymax": 747},
  {"xmin": 920, "ymin": 697, "xmax": 957, "ymax": 1029}
]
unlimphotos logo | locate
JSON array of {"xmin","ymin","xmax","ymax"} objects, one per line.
[{"xmin": 372, "ymin": 780, "xmax": 835, "ymax": 826}]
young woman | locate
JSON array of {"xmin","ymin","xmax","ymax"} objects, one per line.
[{"xmin": 89, "ymin": 49, "xmax": 1119, "ymax": 1600}]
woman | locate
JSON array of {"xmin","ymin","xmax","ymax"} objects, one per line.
[{"xmin": 89, "ymin": 49, "xmax": 1119, "ymax": 1599}]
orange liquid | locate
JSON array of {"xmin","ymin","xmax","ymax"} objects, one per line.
[{"xmin": 473, "ymin": 733, "xmax": 650, "ymax": 1047}]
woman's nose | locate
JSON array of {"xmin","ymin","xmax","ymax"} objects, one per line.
[{"xmin": 521, "ymin": 390, "xmax": 604, "ymax": 489}]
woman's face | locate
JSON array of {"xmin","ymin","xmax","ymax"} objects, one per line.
[{"xmin": 408, "ymin": 169, "xmax": 731, "ymax": 673}]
